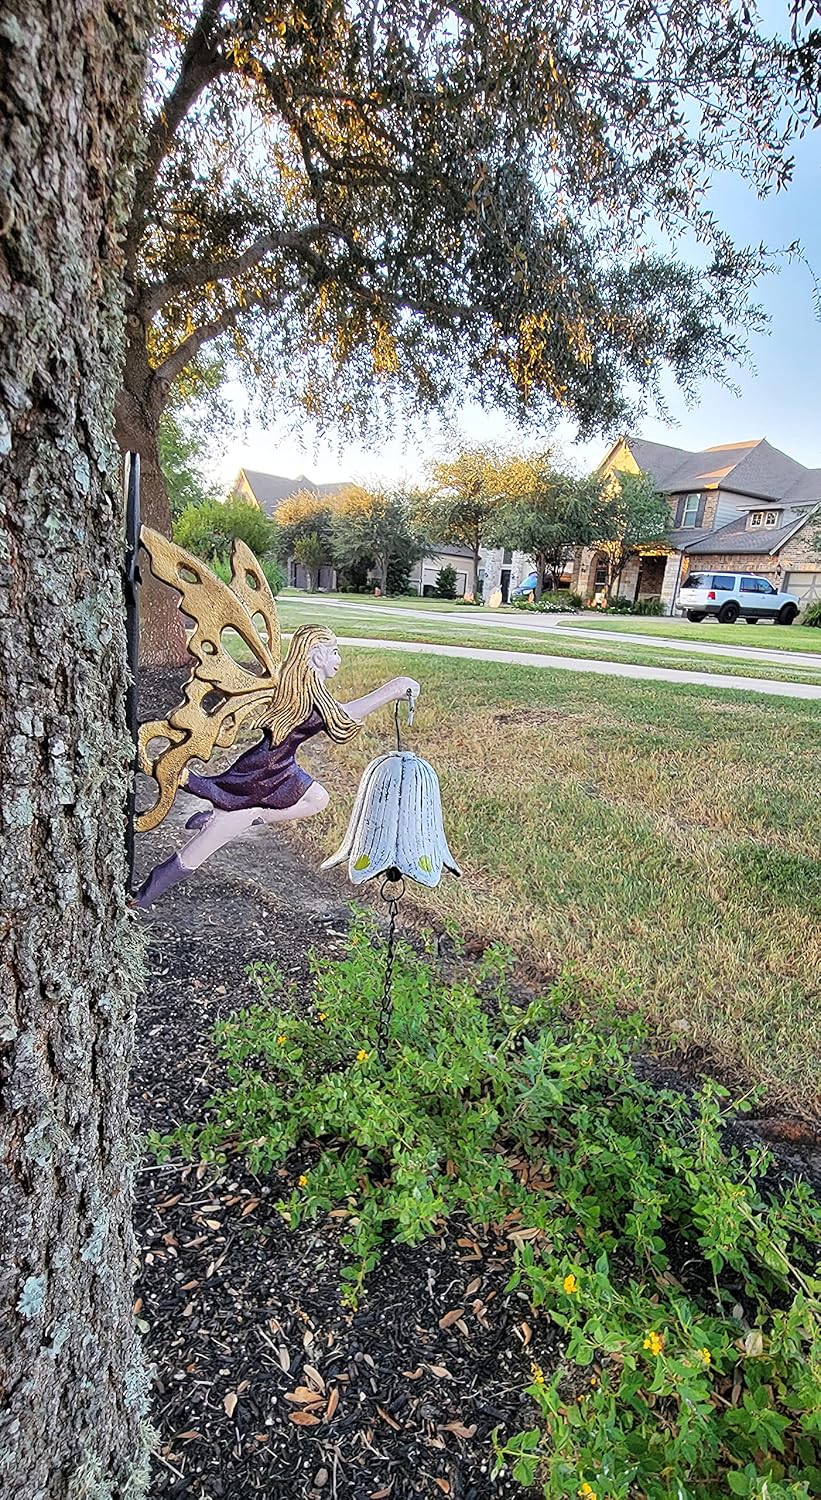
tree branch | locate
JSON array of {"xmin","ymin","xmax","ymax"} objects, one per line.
[
  {"xmin": 129, "ymin": 0, "xmax": 229, "ymax": 243},
  {"xmin": 141, "ymin": 224, "xmax": 360, "ymax": 318},
  {"xmin": 151, "ymin": 269, "xmax": 479, "ymax": 393},
  {"xmin": 151, "ymin": 306, "xmax": 246, "ymax": 388}
]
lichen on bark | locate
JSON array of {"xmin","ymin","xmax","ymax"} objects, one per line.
[{"xmin": 0, "ymin": 2, "xmax": 152, "ymax": 1494}]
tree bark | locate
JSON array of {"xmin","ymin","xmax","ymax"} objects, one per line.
[
  {"xmin": 0, "ymin": 4, "xmax": 151, "ymax": 1494},
  {"xmin": 115, "ymin": 333, "xmax": 188, "ymax": 666}
]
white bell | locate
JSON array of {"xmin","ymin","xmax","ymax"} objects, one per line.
[{"xmin": 322, "ymin": 751, "xmax": 461, "ymax": 888}]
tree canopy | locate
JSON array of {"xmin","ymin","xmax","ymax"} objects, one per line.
[
  {"xmin": 173, "ymin": 493, "xmax": 278, "ymax": 558},
  {"xmin": 484, "ymin": 458, "xmax": 606, "ymax": 600},
  {"xmin": 120, "ymin": 0, "xmax": 807, "ymax": 493},
  {"xmin": 593, "ymin": 472, "xmax": 672, "ymax": 598},
  {"xmin": 331, "ymin": 484, "xmax": 430, "ymax": 593},
  {"xmin": 420, "ymin": 446, "xmax": 511, "ymax": 578}
]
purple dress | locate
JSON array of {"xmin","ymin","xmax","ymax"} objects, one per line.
[{"xmin": 186, "ymin": 709, "xmax": 325, "ymax": 812}]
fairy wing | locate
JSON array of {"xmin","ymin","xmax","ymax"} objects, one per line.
[
  {"xmin": 140, "ymin": 527, "xmax": 281, "ymax": 689},
  {"xmin": 136, "ymin": 528, "xmax": 282, "ymax": 833}
]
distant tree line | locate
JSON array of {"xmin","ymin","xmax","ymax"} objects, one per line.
[{"xmin": 167, "ymin": 438, "xmax": 671, "ymax": 601}]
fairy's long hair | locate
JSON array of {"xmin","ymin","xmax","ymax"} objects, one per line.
[{"xmin": 262, "ymin": 625, "xmax": 361, "ymax": 745}]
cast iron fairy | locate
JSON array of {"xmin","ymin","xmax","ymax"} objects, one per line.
[{"xmin": 133, "ymin": 528, "xmax": 419, "ymax": 907}]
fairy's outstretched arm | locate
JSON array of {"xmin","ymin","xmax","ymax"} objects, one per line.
[{"xmin": 344, "ymin": 675, "xmax": 420, "ymax": 722}]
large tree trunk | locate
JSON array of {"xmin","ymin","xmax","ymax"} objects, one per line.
[
  {"xmin": 115, "ymin": 335, "xmax": 188, "ymax": 665},
  {"xmin": 0, "ymin": 4, "xmax": 150, "ymax": 1494}
]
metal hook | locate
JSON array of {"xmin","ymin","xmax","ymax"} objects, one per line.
[{"xmin": 393, "ymin": 688, "xmax": 414, "ymax": 752}]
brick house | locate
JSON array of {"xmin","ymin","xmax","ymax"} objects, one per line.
[{"xmin": 571, "ymin": 437, "xmax": 821, "ymax": 613}]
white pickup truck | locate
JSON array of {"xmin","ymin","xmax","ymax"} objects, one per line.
[{"xmin": 676, "ymin": 571, "xmax": 800, "ymax": 625}]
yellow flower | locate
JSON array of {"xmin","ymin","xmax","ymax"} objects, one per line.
[
  {"xmin": 589, "ymin": 1374, "xmax": 598, "ymax": 1387},
  {"xmin": 277, "ymin": 1034, "xmax": 287, "ymax": 1046},
  {"xmin": 563, "ymin": 1273, "xmax": 578, "ymax": 1295},
  {"xmin": 530, "ymin": 1361, "xmax": 545, "ymax": 1385},
  {"xmin": 578, "ymin": 1484, "xmax": 597, "ymax": 1499},
  {"xmin": 298, "ymin": 1174, "xmax": 308, "ymax": 1188},
  {"xmin": 317, "ymin": 1012, "xmax": 327, "ymax": 1022},
  {"xmin": 698, "ymin": 1347, "xmax": 711, "ymax": 1365},
  {"xmin": 643, "ymin": 1330, "xmax": 665, "ymax": 1356},
  {"xmin": 356, "ymin": 1049, "xmax": 369, "ymax": 1062}
]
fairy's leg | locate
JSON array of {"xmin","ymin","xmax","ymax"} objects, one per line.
[
  {"xmin": 179, "ymin": 806, "xmax": 258, "ymax": 871},
  {"xmin": 258, "ymin": 782, "xmax": 330, "ymax": 826},
  {"xmin": 181, "ymin": 785, "xmax": 327, "ymax": 869},
  {"xmin": 133, "ymin": 806, "xmax": 256, "ymax": 907},
  {"xmin": 134, "ymin": 788, "xmax": 329, "ymax": 907}
]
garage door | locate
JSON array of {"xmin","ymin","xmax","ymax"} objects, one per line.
[{"xmin": 784, "ymin": 571, "xmax": 821, "ymax": 606}]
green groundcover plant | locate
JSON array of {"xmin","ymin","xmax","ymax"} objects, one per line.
[{"xmin": 152, "ymin": 919, "xmax": 821, "ymax": 1499}]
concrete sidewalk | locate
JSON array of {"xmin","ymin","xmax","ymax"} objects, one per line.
[
  {"xmin": 292, "ymin": 597, "xmax": 821, "ymax": 671},
  {"xmin": 333, "ymin": 635, "xmax": 821, "ymax": 700}
]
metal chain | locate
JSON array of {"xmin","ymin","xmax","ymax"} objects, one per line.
[
  {"xmin": 377, "ymin": 693, "xmax": 413, "ymax": 1060},
  {"xmin": 377, "ymin": 874, "xmax": 405, "ymax": 1061}
]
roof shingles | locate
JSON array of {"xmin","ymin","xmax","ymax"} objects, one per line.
[{"xmin": 623, "ymin": 435, "xmax": 821, "ymax": 505}]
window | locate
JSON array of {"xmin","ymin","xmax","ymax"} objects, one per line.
[
  {"xmin": 594, "ymin": 557, "xmax": 607, "ymax": 587},
  {"xmin": 680, "ymin": 574, "xmax": 706, "ymax": 589},
  {"xmin": 750, "ymin": 511, "xmax": 763, "ymax": 527},
  {"xmin": 740, "ymin": 577, "xmax": 776, "ymax": 595},
  {"xmin": 764, "ymin": 510, "xmax": 781, "ymax": 528},
  {"xmin": 503, "ymin": 549, "xmax": 513, "ymax": 564},
  {"xmin": 711, "ymin": 574, "xmax": 735, "ymax": 591},
  {"xmin": 681, "ymin": 493, "xmax": 701, "ymax": 527}
]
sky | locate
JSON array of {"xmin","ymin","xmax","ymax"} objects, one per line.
[{"xmin": 212, "ymin": 9, "xmax": 821, "ymax": 492}]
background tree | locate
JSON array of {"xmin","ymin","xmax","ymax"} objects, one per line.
[
  {"xmin": 173, "ymin": 493, "xmax": 277, "ymax": 560},
  {"xmin": 485, "ymin": 456, "xmax": 604, "ymax": 601},
  {"xmin": 332, "ymin": 486, "xmax": 430, "ymax": 595},
  {"xmin": 593, "ymin": 472, "xmax": 672, "ymax": 601},
  {"xmin": 117, "ymin": 0, "xmax": 804, "ymax": 662},
  {"xmin": 159, "ymin": 410, "xmax": 218, "ymax": 521},
  {"xmin": 435, "ymin": 565, "xmax": 458, "ymax": 600},
  {"xmin": 272, "ymin": 489, "xmax": 339, "ymax": 579},
  {"xmin": 293, "ymin": 530, "xmax": 332, "ymax": 591},
  {"xmin": 422, "ymin": 446, "xmax": 510, "ymax": 587},
  {"xmin": 0, "ymin": 2, "xmax": 151, "ymax": 1489}
]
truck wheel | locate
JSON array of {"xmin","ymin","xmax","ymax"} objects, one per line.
[
  {"xmin": 686, "ymin": 610, "xmax": 706, "ymax": 622},
  {"xmin": 776, "ymin": 604, "xmax": 798, "ymax": 625},
  {"xmin": 718, "ymin": 602, "xmax": 739, "ymax": 623}
]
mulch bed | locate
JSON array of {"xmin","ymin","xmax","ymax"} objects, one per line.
[
  {"xmin": 133, "ymin": 875, "xmax": 555, "ymax": 1500},
  {"xmin": 133, "ymin": 668, "xmax": 820, "ymax": 1499}
]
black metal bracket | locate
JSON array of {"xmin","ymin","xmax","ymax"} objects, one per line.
[{"xmin": 123, "ymin": 452, "xmax": 141, "ymax": 892}]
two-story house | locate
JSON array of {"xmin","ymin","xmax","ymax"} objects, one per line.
[{"xmin": 571, "ymin": 437, "xmax": 821, "ymax": 613}]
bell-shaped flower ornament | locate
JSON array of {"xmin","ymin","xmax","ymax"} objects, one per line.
[{"xmin": 322, "ymin": 750, "xmax": 460, "ymax": 888}]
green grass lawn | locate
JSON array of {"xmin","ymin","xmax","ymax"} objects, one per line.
[
  {"xmin": 268, "ymin": 600, "xmax": 821, "ymax": 685},
  {"xmin": 290, "ymin": 649, "xmax": 820, "ymax": 1107},
  {"xmin": 279, "ymin": 588, "xmax": 821, "ymax": 654},
  {"xmin": 549, "ymin": 612, "xmax": 821, "ymax": 654}
]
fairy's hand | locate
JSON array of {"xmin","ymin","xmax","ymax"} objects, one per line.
[{"xmin": 390, "ymin": 676, "xmax": 420, "ymax": 703}]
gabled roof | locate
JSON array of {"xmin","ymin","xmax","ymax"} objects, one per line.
[
  {"xmin": 236, "ymin": 468, "xmax": 347, "ymax": 515},
  {"xmin": 620, "ymin": 436, "xmax": 821, "ymax": 505},
  {"xmin": 683, "ymin": 511, "xmax": 816, "ymax": 557}
]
